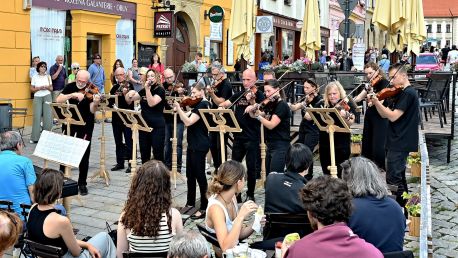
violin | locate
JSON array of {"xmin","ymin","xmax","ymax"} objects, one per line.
[
  {"xmin": 180, "ymin": 96, "xmax": 202, "ymax": 108},
  {"xmin": 375, "ymin": 85, "xmax": 403, "ymax": 101},
  {"xmin": 370, "ymin": 74, "xmax": 383, "ymax": 87},
  {"xmin": 335, "ymin": 98, "xmax": 351, "ymax": 112},
  {"xmin": 167, "ymin": 82, "xmax": 185, "ymax": 96},
  {"xmin": 116, "ymin": 81, "xmax": 130, "ymax": 95},
  {"xmin": 258, "ymin": 95, "xmax": 280, "ymax": 112},
  {"xmin": 79, "ymin": 83, "xmax": 100, "ymax": 100}
]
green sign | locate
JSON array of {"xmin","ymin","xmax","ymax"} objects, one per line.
[{"xmin": 209, "ymin": 5, "xmax": 224, "ymax": 23}]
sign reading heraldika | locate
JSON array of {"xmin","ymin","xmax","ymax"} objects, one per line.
[
  {"xmin": 32, "ymin": 0, "xmax": 137, "ymax": 20},
  {"xmin": 154, "ymin": 11, "xmax": 173, "ymax": 38},
  {"xmin": 208, "ymin": 6, "xmax": 224, "ymax": 23}
]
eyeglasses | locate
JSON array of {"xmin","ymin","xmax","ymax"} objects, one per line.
[
  {"xmin": 388, "ymin": 74, "xmax": 397, "ymax": 81},
  {"xmin": 211, "ymin": 73, "xmax": 219, "ymax": 77},
  {"xmin": 73, "ymin": 67, "xmax": 80, "ymax": 70},
  {"xmin": 115, "ymin": 73, "xmax": 125, "ymax": 76},
  {"xmin": 40, "ymin": 65, "xmax": 47, "ymax": 68},
  {"xmin": 165, "ymin": 76, "xmax": 174, "ymax": 80}
]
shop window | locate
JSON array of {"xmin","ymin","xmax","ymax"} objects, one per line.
[
  {"xmin": 446, "ymin": 24, "xmax": 451, "ymax": 33},
  {"xmin": 281, "ymin": 30, "xmax": 294, "ymax": 61},
  {"xmin": 210, "ymin": 41, "xmax": 222, "ymax": 63},
  {"xmin": 261, "ymin": 32, "xmax": 275, "ymax": 63}
]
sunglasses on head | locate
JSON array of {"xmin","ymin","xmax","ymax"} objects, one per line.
[{"xmin": 73, "ymin": 67, "xmax": 80, "ymax": 70}]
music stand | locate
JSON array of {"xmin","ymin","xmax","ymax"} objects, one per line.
[
  {"xmin": 199, "ymin": 109, "xmax": 242, "ymax": 164},
  {"xmin": 164, "ymin": 96, "xmax": 186, "ymax": 189},
  {"xmin": 307, "ymin": 108, "xmax": 350, "ymax": 178},
  {"xmin": 48, "ymin": 102, "xmax": 86, "ymax": 217},
  {"xmin": 113, "ymin": 106, "xmax": 152, "ymax": 176},
  {"xmin": 256, "ymin": 125, "xmax": 267, "ymax": 189}
]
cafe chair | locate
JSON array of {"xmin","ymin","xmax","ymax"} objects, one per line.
[
  {"xmin": 383, "ymin": 250, "xmax": 414, "ymax": 258},
  {"xmin": 196, "ymin": 223, "xmax": 220, "ymax": 248},
  {"xmin": 25, "ymin": 239, "xmax": 65, "ymax": 258},
  {"xmin": 0, "ymin": 200, "xmax": 14, "ymax": 211},
  {"xmin": 122, "ymin": 251, "xmax": 168, "ymax": 258},
  {"xmin": 263, "ymin": 213, "xmax": 313, "ymax": 240}
]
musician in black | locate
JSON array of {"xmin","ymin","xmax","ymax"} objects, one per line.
[
  {"xmin": 207, "ymin": 63, "xmax": 233, "ymax": 172},
  {"xmin": 247, "ymin": 79, "xmax": 291, "ymax": 175},
  {"xmin": 56, "ymin": 70, "xmax": 100, "ymax": 195},
  {"xmin": 353, "ymin": 62, "xmax": 390, "ymax": 170},
  {"xmin": 108, "ymin": 67, "xmax": 134, "ymax": 173},
  {"xmin": 125, "ymin": 69, "xmax": 166, "ymax": 163},
  {"xmin": 173, "ymin": 83, "xmax": 210, "ymax": 219},
  {"xmin": 319, "ymin": 81, "xmax": 356, "ymax": 178},
  {"xmin": 289, "ymin": 79, "xmax": 322, "ymax": 179},
  {"xmin": 219, "ymin": 68, "xmax": 264, "ymax": 202}
]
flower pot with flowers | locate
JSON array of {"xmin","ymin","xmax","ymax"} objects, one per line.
[
  {"xmin": 407, "ymin": 152, "xmax": 421, "ymax": 177},
  {"xmin": 350, "ymin": 134, "xmax": 362, "ymax": 155},
  {"xmin": 181, "ymin": 61, "xmax": 198, "ymax": 79},
  {"xmin": 402, "ymin": 192, "xmax": 421, "ymax": 237}
]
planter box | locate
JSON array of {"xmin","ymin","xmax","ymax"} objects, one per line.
[
  {"xmin": 410, "ymin": 163, "xmax": 421, "ymax": 177},
  {"xmin": 409, "ymin": 215, "xmax": 420, "ymax": 237},
  {"xmin": 275, "ymin": 71, "xmax": 313, "ymax": 80},
  {"xmin": 351, "ymin": 142, "xmax": 362, "ymax": 155},
  {"xmin": 182, "ymin": 72, "xmax": 198, "ymax": 80}
]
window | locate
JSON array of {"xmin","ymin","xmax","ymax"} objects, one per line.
[
  {"xmin": 437, "ymin": 40, "xmax": 441, "ymax": 47},
  {"xmin": 281, "ymin": 30, "xmax": 294, "ymax": 60},
  {"xmin": 446, "ymin": 24, "xmax": 451, "ymax": 33},
  {"xmin": 284, "ymin": 0, "xmax": 292, "ymax": 5},
  {"xmin": 427, "ymin": 25, "xmax": 432, "ymax": 33},
  {"xmin": 446, "ymin": 40, "xmax": 451, "ymax": 46},
  {"xmin": 209, "ymin": 41, "xmax": 221, "ymax": 63},
  {"xmin": 437, "ymin": 24, "xmax": 441, "ymax": 33}
]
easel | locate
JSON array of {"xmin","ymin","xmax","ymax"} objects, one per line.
[
  {"xmin": 113, "ymin": 106, "xmax": 152, "ymax": 176},
  {"xmin": 256, "ymin": 125, "xmax": 267, "ymax": 189},
  {"xmin": 307, "ymin": 108, "xmax": 351, "ymax": 178},
  {"xmin": 199, "ymin": 109, "xmax": 242, "ymax": 165},
  {"xmin": 48, "ymin": 102, "xmax": 86, "ymax": 217},
  {"xmin": 164, "ymin": 96, "xmax": 186, "ymax": 188}
]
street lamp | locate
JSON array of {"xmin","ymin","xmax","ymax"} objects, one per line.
[{"xmin": 151, "ymin": 0, "xmax": 175, "ymax": 11}]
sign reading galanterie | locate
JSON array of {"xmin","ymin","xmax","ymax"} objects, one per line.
[
  {"xmin": 154, "ymin": 11, "xmax": 173, "ymax": 38},
  {"xmin": 208, "ymin": 5, "xmax": 224, "ymax": 23}
]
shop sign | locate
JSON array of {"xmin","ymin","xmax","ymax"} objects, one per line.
[
  {"xmin": 256, "ymin": 16, "xmax": 273, "ymax": 33},
  {"xmin": 210, "ymin": 21, "xmax": 223, "ymax": 41},
  {"xmin": 208, "ymin": 6, "xmax": 224, "ymax": 23},
  {"xmin": 352, "ymin": 43, "xmax": 365, "ymax": 71},
  {"xmin": 32, "ymin": 0, "xmax": 137, "ymax": 20},
  {"xmin": 154, "ymin": 11, "xmax": 173, "ymax": 38},
  {"xmin": 320, "ymin": 27, "xmax": 330, "ymax": 38},
  {"xmin": 272, "ymin": 16, "xmax": 298, "ymax": 31}
]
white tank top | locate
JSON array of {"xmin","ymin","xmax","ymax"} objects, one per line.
[{"xmin": 205, "ymin": 194, "xmax": 238, "ymax": 233}]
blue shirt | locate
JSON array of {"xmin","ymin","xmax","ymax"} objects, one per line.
[
  {"xmin": 88, "ymin": 63, "xmax": 106, "ymax": 92},
  {"xmin": 0, "ymin": 150, "xmax": 36, "ymax": 218},
  {"xmin": 348, "ymin": 196, "xmax": 405, "ymax": 253},
  {"xmin": 49, "ymin": 63, "xmax": 68, "ymax": 91},
  {"xmin": 378, "ymin": 59, "xmax": 390, "ymax": 73}
]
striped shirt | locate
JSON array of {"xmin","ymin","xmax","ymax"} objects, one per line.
[{"xmin": 127, "ymin": 213, "xmax": 173, "ymax": 253}]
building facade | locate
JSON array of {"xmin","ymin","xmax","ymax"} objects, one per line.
[
  {"xmin": 364, "ymin": 0, "xmax": 387, "ymax": 50},
  {"xmin": 423, "ymin": 0, "xmax": 458, "ymax": 49}
]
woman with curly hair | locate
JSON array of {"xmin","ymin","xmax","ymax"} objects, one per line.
[
  {"xmin": 116, "ymin": 160, "xmax": 183, "ymax": 257},
  {"xmin": 110, "ymin": 59, "xmax": 124, "ymax": 85}
]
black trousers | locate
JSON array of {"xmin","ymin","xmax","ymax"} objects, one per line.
[
  {"xmin": 298, "ymin": 130, "xmax": 319, "ymax": 179},
  {"xmin": 61, "ymin": 123, "xmax": 94, "ymax": 186},
  {"xmin": 209, "ymin": 132, "xmax": 227, "ymax": 171},
  {"xmin": 361, "ymin": 108, "xmax": 388, "ymax": 170},
  {"xmin": 112, "ymin": 118, "xmax": 132, "ymax": 166},
  {"xmin": 186, "ymin": 149, "xmax": 208, "ymax": 210},
  {"xmin": 232, "ymin": 138, "xmax": 260, "ymax": 197},
  {"xmin": 139, "ymin": 126, "xmax": 165, "ymax": 163},
  {"xmin": 386, "ymin": 150, "xmax": 409, "ymax": 207},
  {"xmin": 319, "ymin": 145, "xmax": 350, "ymax": 178},
  {"xmin": 266, "ymin": 140, "xmax": 290, "ymax": 175}
]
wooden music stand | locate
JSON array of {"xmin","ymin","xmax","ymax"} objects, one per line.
[
  {"xmin": 256, "ymin": 125, "xmax": 267, "ymax": 189},
  {"xmin": 48, "ymin": 102, "xmax": 87, "ymax": 217},
  {"xmin": 199, "ymin": 109, "xmax": 242, "ymax": 165},
  {"xmin": 307, "ymin": 108, "xmax": 351, "ymax": 178},
  {"xmin": 164, "ymin": 96, "xmax": 186, "ymax": 189},
  {"xmin": 112, "ymin": 106, "xmax": 152, "ymax": 176}
]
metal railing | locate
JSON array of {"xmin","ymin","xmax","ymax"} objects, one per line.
[{"xmin": 419, "ymin": 131, "xmax": 433, "ymax": 258}]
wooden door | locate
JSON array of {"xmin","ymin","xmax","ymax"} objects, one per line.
[{"xmin": 166, "ymin": 14, "xmax": 190, "ymax": 82}]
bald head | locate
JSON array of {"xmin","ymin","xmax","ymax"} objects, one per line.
[
  {"xmin": 115, "ymin": 67, "xmax": 126, "ymax": 82},
  {"xmin": 76, "ymin": 70, "xmax": 90, "ymax": 89},
  {"xmin": 164, "ymin": 68, "xmax": 175, "ymax": 84},
  {"xmin": 242, "ymin": 69, "xmax": 256, "ymax": 89}
]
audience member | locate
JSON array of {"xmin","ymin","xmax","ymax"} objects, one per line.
[
  {"xmin": 88, "ymin": 53, "xmax": 106, "ymax": 92},
  {"xmin": 168, "ymin": 230, "xmax": 210, "ymax": 258},
  {"xmin": 30, "ymin": 61, "xmax": 53, "ymax": 143},
  {"xmin": 29, "ymin": 56, "xmax": 40, "ymax": 79},
  {"xmin": 117, "ymin": 160, "xmax": 183, "ymax": 257},
  {"xmin": 110, "ymin": 59, "xmax": 124, "ymax": 86},
  {"xmin": 341, "ymin": 157, "xmax": 405, "ymax": 253},
  {"xmin": 148, "ymin": 53, "xmax": 165, "ymax": 83},
  {"xmin": 283, "ymin": 176, "xmax": 382, "ymax": 258},
  {"xmin": 49, "ymin": 55, "xmax": 67, "ymax": 102},
  {"xmin": 27, "ymin": 169, "xmax": 116, "ymax": 258},
  {"xmin": 67, "ymin": 62, "xmax": 80, "ymax": 84},
  {"xmin": 0, "ymin": 210, "xmax": 22, "ymax": 258}
]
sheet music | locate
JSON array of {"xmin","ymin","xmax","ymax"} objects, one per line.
[{"xmin": 33, "ymin": 130, "xmax": 90, "ymax": 167}]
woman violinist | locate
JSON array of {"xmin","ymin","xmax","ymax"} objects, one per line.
[
  {"xmin": 319, "ymin": 81, "xmax": 356, "ymax": 178},
  {"xmin": 125, "ymin": 69, "xmax": 166, "ymax": 163},
  {"xmin": 353, "ymin": 62, "xmax": 390, "ymax": 170},
  {"xmin": 247, "ymin": 79, "xmax": 292, "ymax": 175},
  {"xmin": 289, "ymin": 79, "xmax": 322, "ymax": 180},
  {"xmin": 172, "ymin": 83, "xmax": 211, "ymax": 220}
]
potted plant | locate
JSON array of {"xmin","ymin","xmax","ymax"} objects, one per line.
[
  {"xmin": 402, "ymin": 192, "xmax": 421, "ymax": 237},
  {"xmin": 181, "ymin": 61, "xmax": 198, "ymax": 80},
  {"xmin": 350, "ymin": 134, "xmax": 362, "ymax": 155},
  {"xmin": 407, "ymin": 152, "xmax": 421, "ymax": 177}
]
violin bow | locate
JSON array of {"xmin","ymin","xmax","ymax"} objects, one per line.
[
  {"xmin": 227, "ymin": 80, "xmax": 261, "ymax": 109},
  {"xmin": 168, "ymin": 68, "xmax": 182, "ymax": 97}
]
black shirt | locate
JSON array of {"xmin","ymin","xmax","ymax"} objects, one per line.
[
  {"xmin": 265, "ymin": 100, "xmax": 291, "ymax": 142},
  {"xmin": 385, "ymin": 86, "xmax": 419, "ymax": 152},
  {"xmin": 265, "ymin": 171, "xmax": 307, "ymax": 213},
  {"xmin": 299, "ymin": 95, "xmax": 323, "ymax": 135},
  {"xmin": 229, "ymin": 90, "xmax": 265, "ymax": 140},
  {"xmin": 210, "ymin": 78, "xmax": 233, "ymax": 109},
  {"xmin": 138, "ymin": 84, "xmax": 166, "ymax": 128},
  {"xmin": 319, "ymin": 101, "xmax": 357, "ymax": 149},
  {"xmin": 61, "ymin": 82, "xmax": 95, "ymax": 126},
  {"xmin": 109, "ymin": 81, "xmax": 134, "ymax": 124},
  {"xmin": 163, "ymin": 82, "xmax": 185, "ymax": 124},
  {"xmin": 187, "ymin": 100, "xmax": 211, "ymax": 151}
]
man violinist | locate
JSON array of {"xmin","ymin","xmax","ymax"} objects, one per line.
[
  {"xmin": 219, "ymin": 68, "xmax": 264, "ymax": 202},
  {"xmin": 56, "ymin": 70, "xmax": 100, "ymax": 195},
  {"xmin": 370, "ymin": 63, "xmax": 419, "ymax": 208},
  {"xmin": 207, "ymin": 63, "xmax": 233, "ymax": 172}
]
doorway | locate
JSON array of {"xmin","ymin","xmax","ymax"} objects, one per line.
[
  {"xmin": 166, "ymin": 13, "xmax": 191, "ymax": 81},
  {"xmin": 87, "ymin": 35, "xmax": 102, "ymax": 68}
]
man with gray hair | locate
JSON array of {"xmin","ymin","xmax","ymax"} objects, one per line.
[
  {"xmin": 0, "ymin": 131, "xmax": 36, "ymax": 218},
  {"xmin": 49, "ymin": 54, "xmax": 67, "ymax": 102},
  {"xmin": 168, "ymin": 230, "xmax": 210, "ymax": 258}
]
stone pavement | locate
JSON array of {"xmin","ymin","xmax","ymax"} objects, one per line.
[{"xmin": 5, "ymin": 121, "xmax": 458, "ymax": 257}]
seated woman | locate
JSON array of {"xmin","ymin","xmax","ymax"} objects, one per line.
[
  {"xmin": 27, "ymin": 168, "xmax": 115, "ymax": 258},
  {"xmin": 205, "ymin": 160, "xmax": 259, "ymax": 254},
  {"xmin": 117, "ymin": 160, "xmax": 183, "ymax": 257},
  {"xmin": 0, "ymin": 210, "xmax": 22, "ymax": 258},
  {"xmin": 341, "ymin": 157, "xmax": 405, "ymax": 253}
]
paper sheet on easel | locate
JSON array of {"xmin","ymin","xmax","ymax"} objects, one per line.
[{"xmin": 33, "ymin": 130, "xmax": 90, "ymax": 168}]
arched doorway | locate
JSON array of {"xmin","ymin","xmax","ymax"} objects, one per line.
[{"xmin": 166, "ymin": 12, "xmax": 191, "ymax": 80}]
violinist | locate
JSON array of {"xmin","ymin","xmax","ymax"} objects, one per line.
[
  {"xmin": 219, "ymin": 69, "xmax": 264, "ymax": 202},
  {"xmin": 288, "ymin": 79, "xmax": 322, "ymax": 179},
  {"xmin": 125, "ymin": 69, "xmax": 166, "ymax": 163},
  {"xmin": 319, "ymin": 81, "xmax": 356, "ymax": 178},
  {"xmin": 247, "ymin": 79, "xmax": 291, "ymax": 175},
  {"xmin": 56, "ymin": 70, "xmax": 100, "ymax": 195},
  {"xmin": 369, "ymin": 63, "xmax": 419, "ymax": 209},
  {"xmin": 207, "ymin": 63, "xmax": 233, "ymax": 172},
  {"xmin": 353, "ymin": 62, "xmax": 390, "ymax": 170},
  {"xmin": 172, "ymin": 83, "xmax": 211, "ymax": 220},
  {"xmin": 108, "ymin": 67, "xmax": 134, "ymax": 173},
  {"xmin": 163, "ymin": 68, "xmax": 187, "ymax": 173}
]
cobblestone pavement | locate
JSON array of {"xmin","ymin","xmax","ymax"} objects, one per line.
[{"xmin": 4, "ymin": 121, "xmax": 458, "ymax": 257}]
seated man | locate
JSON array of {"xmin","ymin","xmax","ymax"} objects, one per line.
[
  {"xmin": 341, "ymin": 157, "xmax": 405, "ymax": 253},
  {"xmin": 284, "ymin": 176, "xmax": 383, "ymax": 258},
  {"xmin": 265, "ymin": 143, "xmax": 312, "ymax": 214},
  {"xmin": 168, "ymin": 230, "xmax": 210, "ymax": 258},
  {"xmin": 0, "ymin": 210, "xmax": 23, "ymax": 257},
  {"xmin": 0, "ymin": 131, "xmax": 35, "ymax": 219}
]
